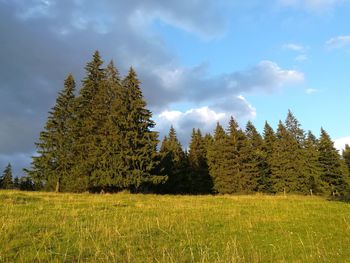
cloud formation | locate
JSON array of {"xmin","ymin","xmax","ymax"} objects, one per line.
[
  {"xmin": 334, "ymin": 136, "xmax": 350, "ymax": 151},
  {"xmin": 326, "ymin": 35, "xmax": 350, "ymax": 49},
  {"xmin": 0, "ymin": 0, "xmax": 304, "ymax": 176},
  {"xmin": 282, "ymin": 43, "xmax": 306, "ymax": 52},
  {"xmin": 278, "ymin": 0, "xmax": 344, "ymax": 12}
]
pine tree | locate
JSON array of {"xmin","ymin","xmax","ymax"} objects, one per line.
[
  {"xmin": 121, "ymin": 68, "xmax": 163, "ymax": 191},
  {"xmin": 158, "ymin": 127, "xmax": 189, "ymax": 194},
  {"xmin": 188, "ymin": 128, "xmax": 213, "ymax": 194},
  {"xmin": 260, "ymin": 122, "xmax": 275, "ymax": 192},
  {"xmin": 318, "ymin": 128, "xmax": 349, "ymax": 196},
  {"xmin": 26, "ymin": 74, "xmax": 76, "ymax": 192},
  {"xmin": 1, "ymin": 163, "xmax": 13, "ymax": 189}
]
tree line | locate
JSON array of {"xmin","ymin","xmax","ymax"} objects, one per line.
[{"xmin": 2, "ymin": 51, "xmax": 349, "ymax": 196}]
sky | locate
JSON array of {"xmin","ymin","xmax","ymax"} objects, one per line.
[{"xmin": 1, "ymin": 0, "xmax": 350, "ymax": 177}]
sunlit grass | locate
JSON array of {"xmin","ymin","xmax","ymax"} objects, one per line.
[{"xmin": 0, "ymin": 190, "xmax": 349, "ymax": 262}]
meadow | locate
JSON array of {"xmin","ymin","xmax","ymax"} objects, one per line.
[{"xmin": 0, "ymin": 191, "xmax": 349, "ymax": 262}]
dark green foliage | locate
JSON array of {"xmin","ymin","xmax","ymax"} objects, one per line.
[
  {"xmin": 239, "ymin": 121, "xmax": 263, "ymax": 193},
  {"xmin": 269, "ymin": 111, "xmax": 311, "ymax": 194},
  {"xmin": 1, "ymin": 163, "xmax": 13, "ymax": 189},
  {"xmin": 304, "ymin": 131, "xmax": 323, "ymax": 194},
  {"xmin": 207, "ymin": 119, "xmax": 247, "ymax": 194},
  {"xmin": 342, "ymin": 144, "xmax": 350, "ymax": 172},
  {"xmin": 188, "ymin": 129, "xmax": 213, "ymax": 194},
  {"xmin": 207, "ymin": 123, "xmax": 231, "ymax": 194},
  {"xmin": 18, "ymin": 176, "xmax": 39, "ymax": 191},
  {"xmin": 21, "ymin": 51, "xmax": 348, "ymax": 197},
  {"xmin": 157, "ymin": 127, "xmax": 189, "ymax": 194},
  {"xmin": 270, "ymin": 121, "xmax": 302, "ymax": 193},
  {"xmin": 318, "ymin": 128, "xmax": 349, "ymax": 196},
  {"xmin": 285, "ymin": 110, "xmax": 305, "ymax": 144},
  {"xmin": 260, "ymin": 122, "xmax": 275, "ymax": 192},
  {"xmin": 26, "ymin": 51, "xmax": 163, "ymax": 193},
  {"xmin": 70, "ymin": 51, "xmax": 106, "ymax": 192},
  {"xmin": 120, "ymin": 68, "xmax": 164, "ymax": 191},
  {"xmin": 227, "ymin": 117, "xmax": 247, "ymax": 193},
  {"xmin": 13, "ymin": 177, "xmax": 20, "ymax": 189},
  {"xmin": 25, "ymin": 74, "xmax": 76, "ymax": 192}
]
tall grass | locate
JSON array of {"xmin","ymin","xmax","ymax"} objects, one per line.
[{"xmin": 0, "ymin": 190, "xmax": 349, "ymax": 262}]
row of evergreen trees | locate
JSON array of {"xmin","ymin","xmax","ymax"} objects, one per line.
[
  {"xmin": 0, "ymin": 164, "xmax": 37, "ymax": 190},
  {"xmin": 22, "ymin": 51, "xmax": 350, "ymax": 196}
]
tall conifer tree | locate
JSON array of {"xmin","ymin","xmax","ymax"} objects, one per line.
[
  {"xmin": 271, "ymin": 121, "xmax": 300, "ymax": 193},
  {"xmin": 261, "ymin": 122, "xmax": 275, "ymax": 192},
  {"xmin": 207, "ymin": 123, "xmax": 228, "ymax": 193},
  {"xmin": 26, "ymin": 74, "xmax": 76, "ymax": 192},
  {"xmin": 285, "ymin": 110, "xmax": 309, "ymax": 193},
  {"xmin": 158, "ymin": 127, "xmax": 189, "ymax": 194},
  {"xmin": 342, "ymin": 144, "xmax": 350, "ymax": 172},
  {"xmin": 188, "ymin": 128, "xmax": 213, "ymax": 194},
  {"xmin": 1, "ymin": 163, "xmax": 13, "ymax": 189},
  {"xmin": 121, "ymin": 68, "xmax": 163, "ymax": 191},
  {"xmin": 304, "ymin": 131, "xmax": 323, "ymax": 194},
  {"xmin": 239, "ymin": 121, "xmax": 263, "ymax": 193},
  {"xmin": 318, "ymin": 128, "xmax": 349, "ymax": 195}
]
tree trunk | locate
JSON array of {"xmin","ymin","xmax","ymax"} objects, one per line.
[{"xmin": 55, "ymin": 178, "xmax": 60, "ymax": 193}]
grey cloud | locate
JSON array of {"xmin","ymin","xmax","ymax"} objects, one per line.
[
  {"xmin": 0, "ymin": 0, "xmax": 229, "ymax": 175},
  {"xmin": 0, "ymin": 0, "xmax": 303, "ymax": 175}
]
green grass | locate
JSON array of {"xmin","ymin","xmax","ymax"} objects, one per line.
[{"xmin": 0, "ymin": 191, "xmax": 349, "ymax": 262}]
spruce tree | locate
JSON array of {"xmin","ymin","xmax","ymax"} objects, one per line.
[
  {"xmin": 227, "ymin": 117, "xmax": 247, "ymax": 193},
  {"xmin": 342, "ymin": 144, "xmax": 350, "ymax": 172},
  {"xmin": 285, "ymin": 110, "xmax": 305, "ymax": 144},
  {"xmin": 239, "ymin": 121, "xmax": 263, "ymax": 193},
  {"xmin": 318, "ymin": 128, "xmax": 349, "ymax": 195},
  {"xmin": 26, "ymin": 74, "xmax": 76, "ymax": 192},
  {"xmin": 95, "ymin": 61, "xmax": 127, "ymax": 191},
  {"xmin": 188, "ymin": 128, "xmax": 213, "ymax": 194},
  {"xmin": 85, "ymin": 61, "xmax": 123, "ymax": 191},
  {"xmin": 270, "ymin": 121, "xmax": 301, "ymax": 193},
  {"xmin": 207, "ymin": 121, "xmax": 240, "ymax": 194},
  {"xmin": 261, "ymin": 122, "xmax": 275, "ymax": 192},
  {"xmin": 121, "ymin": 68, "xmax": 163, "ymax": 191},
  {"xmin": 1, "ymin": 163, "xmax": 13, "ymax": 189},
  {"xmin": 70, "ymin": 51, "xmax": 106, "ymax": 192},
  {"xmin": 158, "ymin": 126, "xmax": 189, "ymax": 194},
  {"xmin": 304, "ymin": 131, "xmax": 323, "ymax": 194},
  {"xmin": 207, "ymin": 123, "xmax": 227, "ymax": 193},
  {"xmin": 285, "ymin": 110, "xmax": 309, "ymax": 193}
]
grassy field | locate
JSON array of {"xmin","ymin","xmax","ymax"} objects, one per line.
[{"xmin": 0, "ymin": 191, "xmax": 349, "ymax": 263}]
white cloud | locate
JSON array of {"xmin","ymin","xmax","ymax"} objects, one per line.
[
  {"xmin": 283, "ymin": 43, "xmax": 305, "ymax": 51},
  {"xmin": 334, "ymin": 136, "xmax": 350, "ymax": 151},
  {"xmin": 278, "ymin": 0, "xmax": 343, "ymax": 12},
  {"xmin": 156, "ymin": 97, "xmax": 256, "ymax": 147},
  {"xmin": 326, "ymin": 35, "xmax": 350, "ymax": 49},
  {"xmin": 295, "ymin": 54, "xmax": 308, "ymax": 62},
  {"xmin": 305, "ymin": 88, "xmax": 319, "ymax": 94},
  {"xmin": 156, "ymin": 106, "xmax": 227, "ymax": 146}
]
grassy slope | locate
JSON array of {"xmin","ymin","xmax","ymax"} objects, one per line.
[{"xmin": 0, "ymin": 191, "xmax": 349, "ymax": 263}]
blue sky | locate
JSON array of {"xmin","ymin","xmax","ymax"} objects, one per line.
[{"xmin": 1, "ymin": 0, "xmax": 350, "ymax": 176}]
